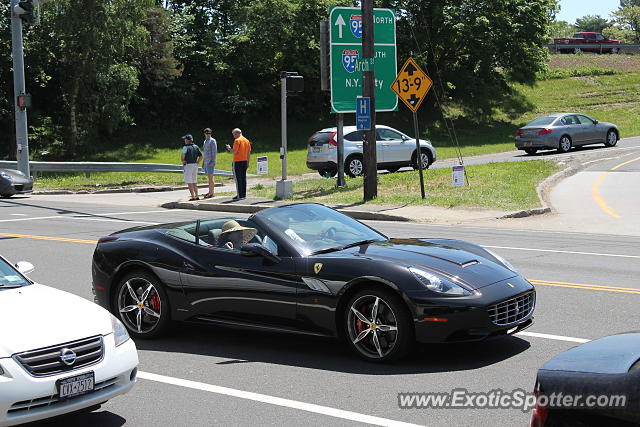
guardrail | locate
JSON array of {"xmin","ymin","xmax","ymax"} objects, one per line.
[
  {"xmin": 546, "ymin": 43, "xmax": 640, "ymax": 54},
  {"xmin": 0, "ymin": 161, "xmax": 239, "ymax": 177}
]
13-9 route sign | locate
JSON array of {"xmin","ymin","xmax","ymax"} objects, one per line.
[
  {"xmin": 390, "ymin": 57, "xmax": 433, "ymax": 113},
  {"xmin": 329, "ymin": 7, "xmax": 398, "ymax": 114}
]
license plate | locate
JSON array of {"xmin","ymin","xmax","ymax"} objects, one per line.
[
  {"xmin": 524, "ymin": 141, "xmax": 532, "ymax": 147},
  {"xmin": 312, "ymin": 146, "xmax": 321, "ymax": 153},
  {"xmin": 58, "ymin": 372, "xmax": 95, "ymax": 399}
]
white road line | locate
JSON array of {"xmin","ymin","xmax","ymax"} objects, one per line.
[
  {"xmin": 484, "ymin": 245, "xmax": 640, "ymax": 259},
  {"xmin": 516, "ymin": 331, "xmax": 590, "ymax": 344},
  {"xmin": 137, "ymin": 371, "xmax": 423, "ymax": 427}
]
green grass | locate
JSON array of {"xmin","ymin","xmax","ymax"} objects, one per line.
[{"xmin": 249, "ymin": 160, "xmax": 563, "ymax": 210}]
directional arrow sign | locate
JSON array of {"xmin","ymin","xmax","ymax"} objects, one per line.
[
  {"xmin": 390, "ymin": 57, "xmax": 432, "ymax": 113},
  {"xmin": 329, "ymin": 6, "xmax": 397, "ymax": 113}
]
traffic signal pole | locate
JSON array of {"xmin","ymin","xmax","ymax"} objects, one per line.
[
  {"xmin": 11, "ymin": 0, "xmax": 30, "ymax": 176},
  {"xmin": 362, "ymin": 0, "xmax": 377, "ymax": 201}
]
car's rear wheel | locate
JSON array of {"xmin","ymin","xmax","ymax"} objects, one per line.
[
  {"xmin": 412, "ymin": 149, "xmax": 432, "ymax": 170},
  {"xmin": 386, "ymin": 166, "xmax": 400, "ymax": 173},
  {"xmin": 524, "ymin": 148, "xmax": 538, "ymax": 155},
  {"xmin": 573, "ymin": 47, "xmax": 581, "ymax": 54},
  {"xmin": 557, "ymin": 136, "xmax": 572, "ymax": 153},
  {"xmin": 605, "ymin": 129, "xmax": 618, "ymax": 147},
  {"xmin": 0, "ymin": 194, "xmax": 13, "ymax": 198},
  {"xmin": 318, "ymin": 167, "xmax": 337, "ymax": 178},
  {"xmin": 345, "ymin": 155, "xmax": 364, "ymax": 178},
  {"xmin": 344, "ymin": 289, "xmax": 413, "ymax": 362},
  {"xmin": 611, "ymin": 47, "xmax": 620, "ymax": 54},
  {"xmin": 115, "ymin": 270, "xmax": 170, "ymax": 338}
]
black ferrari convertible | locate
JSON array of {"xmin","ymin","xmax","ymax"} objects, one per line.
[{"xmin": 92, "ymin": 203, "xmax": 535, "ymax": 362}]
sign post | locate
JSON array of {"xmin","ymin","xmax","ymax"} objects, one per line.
[{"xmin": 391, "ymin": 58, "xmax": 433, "ymax": 199}]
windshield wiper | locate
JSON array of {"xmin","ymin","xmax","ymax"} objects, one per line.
[{"xmin": 311, "ymin": 239, "xmax": 379, "ymax": 255}]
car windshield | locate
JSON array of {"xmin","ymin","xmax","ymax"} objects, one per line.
[
  {"xmin": 0, "ymin": 258, "xmax": 29, "ymax": 288},
  {"xmin": 256, "ymin": 204, "xmax": 387, "ymax": 255},
  {"xmin": 526, "ymin": 116, "xmax": 556, "ymax": 127}
]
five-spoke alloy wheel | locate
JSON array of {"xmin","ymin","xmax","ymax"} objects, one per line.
[
  {"xmin": 115, "ymin": 270, "xmax": 170, "ymax": 338},
  {"xmin": 345, "ymin": 289, "xmax": 413, "ymax": 362},
  {"xmin": 345, "ymin": 155, "xmax": 364, "ymax": 178},
  {"xmin": 557, "ymin": 136, "xmax": 572, "ymax": 153},
  {"xmin": 605, "ymin": 129, "xmax": 618, "ymax": 147}
]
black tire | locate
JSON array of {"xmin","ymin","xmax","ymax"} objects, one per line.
[
  {"xmin": 412, "ymin": 149, "xmax": 432, "ymax": 170},
  {"xmin": 318, "ymin": 167, "xmax": 337, "ymax": 178},
  {"xmin": 345, "ymin": 155, "xmax": 364, "ymax": 178},
  {"xmin": 604, "ymin": 129, "xmax": 618, "ymax": 147},
  {"xmin": 114, "ymin": 269, "xmax": 171, "ymax": 338},
  {"xmin": 610, "ymin": 47, "xmax": 620, "ymax": 54},
  {"xmin": 557, "ymin": 136, "xmax": 572, "ymax": 153},
  {"xmin": 0, "ymin": 194, "xmax": 13, "ymax": 198},
  {"xmin": 524, "ymin": 148, "xmax": 538, "ymax": 155},
  {"xmin": 344, "ymin": 288, "xmax": 413, "ymax": 362},
  {"xmin": 573, "ymin": 47, "xmax": 581, "ymax": 54},
  {"xmin": 386, "ymin": 166, "xmax": 400, "ymax": 173}
]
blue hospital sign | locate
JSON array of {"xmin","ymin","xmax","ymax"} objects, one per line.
[
  {"xmin": 342, "ymin": 49, "xmax": 359, "ymax": 73},
  {"xmin": 356, "ymin": 97, "xmax": 371, "ymax": 131}
]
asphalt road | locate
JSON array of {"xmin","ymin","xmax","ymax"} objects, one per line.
[{"xmin": 1, "ymin": 197, "xmax": 638, "ymax": 427}]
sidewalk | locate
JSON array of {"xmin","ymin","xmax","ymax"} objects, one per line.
[{"xmin": 162, "ymin": 195, "xmax": 510, "ymax": 223}]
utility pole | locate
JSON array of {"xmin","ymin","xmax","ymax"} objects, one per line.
[
  {"xmin": 362, "ymin": 0, "xmax": 377, "ymax": 201},
  {"xmin": 11, "ymin": 0, "xmax": 32, "ymax": 176}
]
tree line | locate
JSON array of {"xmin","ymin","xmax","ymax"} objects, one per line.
[
  {"xmin": 551, "ymin": 0, "xmax": 640, "ymax": 42},
  {"xmin": 1, "ymin": 0, "xmax": 559, "ymax": 160}
]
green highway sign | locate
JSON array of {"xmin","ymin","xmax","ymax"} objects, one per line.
[{"xmin": 329, "ymin": 7, "xmax": 397, "ymax": 114}]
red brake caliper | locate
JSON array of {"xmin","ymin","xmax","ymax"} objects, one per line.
[
  {"xmin": 355, "ymin": 304, "xmax": 368, "ymax": 333},
  {"xmin": 151, "ymin": 294, "xmax": 161, "ymax": 312}
]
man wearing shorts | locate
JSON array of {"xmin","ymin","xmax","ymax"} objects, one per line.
[
  {"xmin": 202, "ymin": 128, "xmax": 217, "ymax": 198},
  {"xmin": 181, "ymin": 134, "xmax": 202, "ymax": 201}
]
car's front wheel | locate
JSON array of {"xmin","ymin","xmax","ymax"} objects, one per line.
[
  {"xmin": 605, "ymin": 129, "xmax": 618, "ymax": 147},
  {"xmin": 557, "ymin": 136, "xmax": 572, "ymax": 153},
  {"xmin": 318, "ymin": 167, "xmax": 337, "ymax": 178},
  {"xmin": 345, "ymin": 155, "xmax": 364, "ymax": 178},
  {"xmin": 344, "ymin": 289, "xmax": 413, "ymax": 362},
  {"xmin": 412, "ymin": 149, "xmax": 432, "ymax": 170},
  {"xmin": 524, "ymin": 148, "xmax": 538, "ymax": 155},
  {"xmin": 114, "ymin": 270, "xmax": 170, "ymax": 338}
]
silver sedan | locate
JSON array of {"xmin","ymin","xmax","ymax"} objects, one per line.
[
  {"xmin": 515, "ymin": 113, "xmax": 619, "ymax": 155},
  {"xmin": 0, "ymin": 168, "xmax": 33, "ymax": 198}
]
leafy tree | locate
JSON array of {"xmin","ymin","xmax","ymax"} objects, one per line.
[
  {"xmin": 602, "ymin": 25, "xmax": 636, "ymax": 42},
  {"xmin": 613, "ymin": 4, "xmax": 640, "ymax": 41},
  {"xmin": 550, "ymin": 20, "xmax": 576, "ymax": 38},
  {"xmin": 381, "ymin": 0, "xmax": 556, "ymax": 121},
  {"xmin": 575, "ymin": 15, "xmax": 611, "ymax": 33}
]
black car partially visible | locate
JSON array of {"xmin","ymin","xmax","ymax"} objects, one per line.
[
  {"xmin": 531, "ymin": 332, "xmax": 640, "ymax": 426},
  {"xmin": 0, "ymin": 168, "xmax": 33, "ymax": 198}
]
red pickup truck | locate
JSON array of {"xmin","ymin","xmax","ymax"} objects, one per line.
[{"xmin": 553, "ymin": 32, "xmax": 620, "ymax": 54}]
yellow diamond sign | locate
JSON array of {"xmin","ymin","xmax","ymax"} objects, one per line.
[{"xmin": 391, "ymin": 58, "xmax": 432, "ymax": 113}]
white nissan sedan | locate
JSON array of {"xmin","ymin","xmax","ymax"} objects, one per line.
[{"xmin": 0, "ymin": 255, "xmax": 138, "ymax": 426}]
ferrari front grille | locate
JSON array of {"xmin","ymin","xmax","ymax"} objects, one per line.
[
  {"xmin": 488, "ymin": 292, "xmax": 535, "ymax": 326},
  {"xmin": 13, "ymin": 336, "xmax": 104, "ymax": 377}
]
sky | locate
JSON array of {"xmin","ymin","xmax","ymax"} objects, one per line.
[{"xmin": 556, "ymin": 0, "xmax": 620, "ymax": 24}]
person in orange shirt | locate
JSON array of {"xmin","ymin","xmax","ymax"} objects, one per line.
[{"xmin": 226, "ymin": 128, "xmax": 251, "ymax": 200}]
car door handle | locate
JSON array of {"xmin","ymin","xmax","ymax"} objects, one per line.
[{"xmin": 183, "ymin": 261, "xmax": 195, "ymax": 270}]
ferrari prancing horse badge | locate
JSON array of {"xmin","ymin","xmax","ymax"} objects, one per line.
[{"xmin": 314, "ymin": 263, "xmax": 323, "ymax": 274}]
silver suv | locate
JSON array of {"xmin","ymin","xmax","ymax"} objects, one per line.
[{"xmin": 306, "ymin": 125, "xmax": 436, "ymax": 177}]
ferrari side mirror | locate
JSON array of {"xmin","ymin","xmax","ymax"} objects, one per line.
[
  {"xmin": 15, "ymin": 261, "xmax": 34, "ymax": 275},
  {"xmin": 240, "ymin": 243, "xmax": 281, "ymax": 264}
]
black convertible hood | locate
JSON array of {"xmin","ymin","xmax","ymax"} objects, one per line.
[{"xmin": 348, "ymin": 238, "xmax": 517, "ymax": 289}]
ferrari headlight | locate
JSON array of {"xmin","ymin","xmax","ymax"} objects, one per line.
[
  {"xmin": 0, "ymin": 172, "xmax": 12, "ymax": 181},
  {"xmin": 111, "ymin": 314, "xmax": 130, "ymax": 347},
  {"xmin": 409, "ymin": 267, "xmax": 471, "ymax": 296},
  {"xmin": 484, "ymin": 248, "xmax": 517, "ymax": 272}
]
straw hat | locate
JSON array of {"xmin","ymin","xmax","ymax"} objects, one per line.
[{"xmin": 220, "ymin": 220, "xmax": 257, "ymax": 244}]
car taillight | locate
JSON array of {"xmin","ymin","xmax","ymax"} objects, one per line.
[
  {"xmin": 329, "ymin": 131, "xmax": 338, "ymax": 146},
  {"xmin": 536, "ymin": 128, "xmax": 552, "ymax": 136},
  {"xmin": 98, "ymin": 236, "xmax": 119, "ymax": 244},
  {"xmin": 515, "ymin": 130, "xmax": 523, "ymax": 137},
  {"xmin": 530, "ymin": 382, "xmax": 548, "ymax": 427}
]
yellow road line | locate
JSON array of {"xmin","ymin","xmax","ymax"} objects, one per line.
[
  {"xmin": 530, "ymin": 279, "xmax": 640, "ymax": 295},
  {"xmin": 0, "ymin": 232, "xmax": 96, "ymax": 244},
  {"xmin": 591, "ymin": 155, "xmax": 640, "ymax": 219},
  {"xmin": 2, "ymin": 232, "xmax": 639, "ymax": 295}
]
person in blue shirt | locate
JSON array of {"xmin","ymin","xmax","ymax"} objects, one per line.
[{"xmin": 202, "ymin": 128, "xmax": 217, "ymax": 199}]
